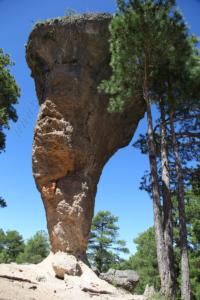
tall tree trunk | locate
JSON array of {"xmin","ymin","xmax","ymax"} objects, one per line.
[
  {"xmin": 160, "ymin": 101, "xmax": 176, "ymax": 297},
  {"xmin": 143, "ymin": 53, "xmax": 171, "ymax": 297},
  {"xmin": 169, "ymin": 106, "xmax": 191, "ymax": 300}
]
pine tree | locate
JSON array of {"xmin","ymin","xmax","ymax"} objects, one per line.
[
  {"xmin": 88, "ymin": 211, "xmax": 129, "ymax": 272},
  {"xmin": 0, "ymin": 229, "xmax": 24, "ymax": 263},
  {"xmin": 0, "ymin": 48, "xmax": 20, "ymax": 207},
  {"xmin": 0, "ymin": 48, "xmax": 20, "ymax": 152},
  {"xmin": 158, "ymin": 36, "xmax": 200, "ymax": 300},
  {"xmin": 16, "ymin": 231, "xmax": 50, "ymax": 264},
  {"xmin": 119, "ymin": 227, "xmax": 160, "ymax": 294},
  {"xmin": 99, "ymin": 1, "xmax": 200, "ymax": 297},
  {"xmin": 99, "ymin": 0, "xmax": 191, "ymax": 297},
  {"xmin": 134, "ymin": 98, "xmax": 199, "ymax": 299},
  {"xmin": 159, "ymin": 100, "xmax": 176, "ymax": 293}
]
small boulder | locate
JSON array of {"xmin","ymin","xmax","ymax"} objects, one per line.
[
  {"xmin": 100, "ymin": 269, "xmax": 139, "ymax": 292},
  {"xmin": 52, "ymin": 251, "xmax": 82, "ymax": 279}
]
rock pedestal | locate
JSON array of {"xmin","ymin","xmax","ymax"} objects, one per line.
[{"xmin": 26, "ymin": 13, "xmax": 145, "ymax": 258}]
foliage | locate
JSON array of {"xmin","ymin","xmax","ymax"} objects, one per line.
[
  {"xmin": 133, "ymin": 106, "xmax": 200, "ymax": 197},
  {"xmin": 184, "ymin": 192, "xmax": 200, "ymax": 300},
  {"xmin": 16, "ymin": 231, "xmax": 50, "ymax": 264},
  {"xmin": 119, "ymin": 190, "xmax": 200, "ymax": 299},
  {"xmin": 0, "ymin": 229, "xmax": 49, "ymax": 264},
  {"xmin": 0, "ymin": 229, "xmax": 24, "ymax": 263},
  {"xmin": 0, "ymin": 197, "xmax": 6, "ymax": 208},
  {"xmin": 88, "ymin": 211, "xmax": 129, "ymax": 272},
  {"xmin": 134, "ymin": 106, "xmax": 200, "ymax": 296},
  {"xmin": 99, "ymin": 0, "xmax": 192, "ymax": 111},
  {"xmin": 0, "ymin": 48, "xmax": 20, "ymax": 152},
  {"xmin": 98, "ymin": 1, "xmax": 196, "ymax": 297},
  {"xmin": 118, "ymin": 227, "xmax": 160, "ymax": 294},
  {"xmin": 0, "ymin": 48, "xmax": 20, "ymax": 207},
  {"xmin": 172, "ymin": 190, "xmax": 200, "ymax": 299},
  {"xmin": 191, "ymin": 166, "xmax": 200, "ymax": 196},
  {"xmin": 150, "ymin": 293, "xmax": 175, "ymax": 300}
]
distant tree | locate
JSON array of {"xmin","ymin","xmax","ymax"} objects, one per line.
[
  {"xmin": 0, "ymin": 229, "xmax": 24, "ymax": 263},
  {"xmin": 88, "ymin": 211, "xmax": 129, "ymax": 272},
  {"xmin": 0, "ymin": 229, "xmax": 6, "ymax": 250},
  {"xmin": 16, "ymin": 231, "xmax": 50, "ymax": 264},
  {"xmin": 171, "ymin": 190, "xmax": 200, "ymax": 300},
  {"xmin": 119, "ymin": 190, "xmax": 200, "ymax": 299},
  {"xmin": 119, "ymin": 227, "xmax": 160, "ymax": 294}
]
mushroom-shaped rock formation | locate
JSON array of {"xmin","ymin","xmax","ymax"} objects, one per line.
[{"xmin": 26, "ymin": 13, "xmax": 145, "ymax": 259}]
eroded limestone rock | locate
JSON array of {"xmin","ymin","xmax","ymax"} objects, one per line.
[
  {"xmin": 100, "ymin": 269, "xmax": 139, "ymax": 292},
  {"xmin": 52, "ymin": 252, "xmax": 82, "ymax": 278},
  {"xmin": 26, "ymin": 13, "xmax": 145, "ymax": 258}
]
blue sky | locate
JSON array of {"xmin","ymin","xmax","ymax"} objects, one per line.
[{"xmin": 0, "ymin": 0, "xmax": 199, "ymax": 254}]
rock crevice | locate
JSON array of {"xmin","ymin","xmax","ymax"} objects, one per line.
[{"xmin": 26, "ymin": 13, "xmax": 145, "ymax": 257}]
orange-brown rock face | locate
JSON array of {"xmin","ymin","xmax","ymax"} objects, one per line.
[{"xmin": 26, "ymin": 14, "xmax": 145, "ymax": 259}]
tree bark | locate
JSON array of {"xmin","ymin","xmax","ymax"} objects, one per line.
[
  {"xmin": 143, "ymin": 53, "xmax": 171, "ymax": 297},
  {"xmin": 160, "ymin": 101, "xmax": 176, "ymax": 297},
  {"xmin": 169, "ymin": 106, "xmax": 191, "ymax": 300}
]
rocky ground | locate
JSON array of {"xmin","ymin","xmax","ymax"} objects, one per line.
[{"xmin": 0, "ymin": 254, "xmax": 147, "ymax": 300}]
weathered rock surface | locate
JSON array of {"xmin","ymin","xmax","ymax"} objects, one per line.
[
  {"xmin": 0, "ymin": 255, "xmax": 147, "ymax": 300},
  {"xmin": 26, "ymin": 13, "xmax": 145, "ymax": 258},
  {"xmin": 52, "ymin": 251, "xmax": 82, "ymax": 278},
  {"xmin": 143, "ymin": 284, "xmax": 156, "ymax": 298},
  {"xmin": 100, "ymin": 269, "xmax": 139, "ymax": 292}
]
